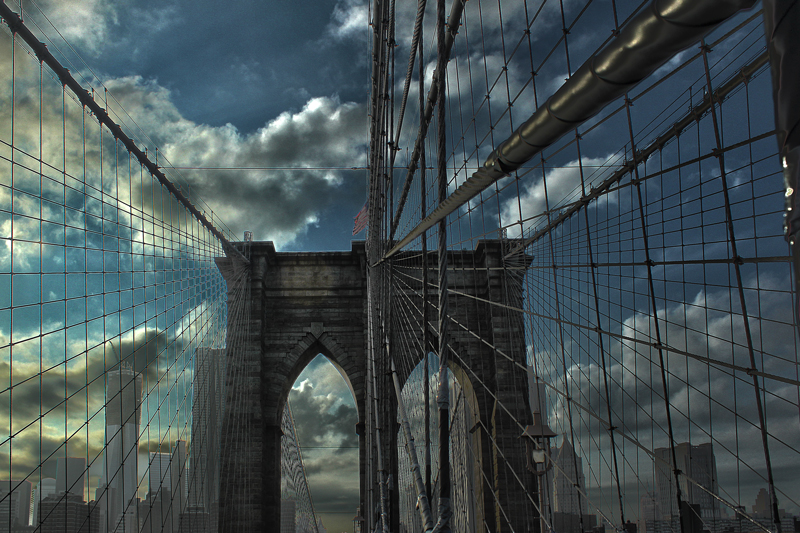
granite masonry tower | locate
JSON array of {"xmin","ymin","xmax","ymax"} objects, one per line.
[{"xmin": 215, "ymin": 241, "xmax": 534, "ymax": 532}]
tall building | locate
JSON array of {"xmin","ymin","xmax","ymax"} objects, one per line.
[
  {"xmin": 654, "ymin": 442, "xmax": 720, "ymax": 522},
  {"xmin": 57, "ymin": 457, "xmax": 87, "ymax": 498},
  {"xmin": 39, "ymin": 492, "xmax": 99, "ymax": 533},
  {"xmin": 97, "ymin": 366, "xmax": 143, "ymax": 533},
  {"xmin": 753, "ymin": 488, "xmax": 771, "ymax": 518},
  {"xmin": 752, "ymin": 487, "xmax": 786, "ymax": 520},
  {"xmin": 552, "ymin": 437, "xmax": 587, "ymax": 517},
  {"xmin": 0, "ymin": 480, "xmax": 32, "ymax": 531},
  {"xmin": 141, "ymin": 441, "xmax": 187, "ymax": 533},
  {"xmin": 638, "ymin": 491, "xmax": 663, "ymax": 533},
  {"xmin": 188, "ymin": 348, "xmax": 224, "ymax": 520},
  {"xmin": 32, "ymin": 478, "xmax": 57, "ymax": 528},
  {"xmin": 170, "ymin": 441, "xmax": 187, "ymax": 532},
  {"xmin": 149, "ymin": 453, "xmax": 174, "ymax": 496}
]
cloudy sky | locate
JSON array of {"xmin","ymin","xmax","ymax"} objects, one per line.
[
  {"xmin": 2, "ymin": 0, "xmax": 797, "ymax": 531},
  {"xmin": 23, "ymin": 0, "xmax": 373, "ymax": 252},
  {"xmin": 4, "ymin": 0, "xmax": 371, "ymax": 530}
]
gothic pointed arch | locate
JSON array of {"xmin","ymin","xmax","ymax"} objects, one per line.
[{"xmin": 274, "ymin": 328, "xmax": 363, "ymax": 427}]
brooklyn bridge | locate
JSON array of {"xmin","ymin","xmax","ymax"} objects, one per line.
[{"xmin": 0, "ymin": 0, "xmax": 798, "ymax": 532}]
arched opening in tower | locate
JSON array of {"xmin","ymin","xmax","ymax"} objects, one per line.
[
  {"xmin": 397, "ymin": 352, "xmax": 483, "ymax": 532},
  {"xmin": 283, "ymin": 353, "xmax": 359, "ymax": 533}
]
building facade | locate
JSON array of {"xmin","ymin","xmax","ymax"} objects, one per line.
[
  {"xmin": 97, "ymin": 366, "xmax": 143, "ymax": 533},
  {"xmin": 0, "ymin": 480, "xmax": 32, "ymax": 531},
  {"xmin": 654, "ymin": 442, "xmax": 720, "ymax": 522},
  {"xmin": 552, "ymin": 437, "xmax": 587, "ymax": 517}
]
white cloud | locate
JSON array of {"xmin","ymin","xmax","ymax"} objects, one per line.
[
  {"xmin": 328, "ymin": 0, "xmax": 369, "ymax": 40},
  {"xmin": 32, "ymin": 0, "xmax": 121, "ymax": 55},
  {"xmin": 97, "ymin": 76, "xmax": 367, "ymax": 246},
  {"xmin": 535, "ymin": 274, "xmax": 800, "ymax": 516},
  {"xmin": 501, "ymin": 154, "xmax": 620, "ymax": 237}
]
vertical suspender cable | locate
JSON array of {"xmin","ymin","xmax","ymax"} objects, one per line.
[
  {"xmin": 625, "ymin": 94, "xmax": 684, "ymax": 533},
  {"xmin": 370, "ymin": 312, "xmax": 390, "ymax": 533},
  {"xmin": 419, "ymin": 13, "xmax": 433, "ymax": 502},
  {"xmin": 432, "ymin": 0, "xmax": 451, "ymax": 529}
]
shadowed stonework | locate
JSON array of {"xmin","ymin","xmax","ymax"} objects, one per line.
[{"xmin": 215, "ymin": 241, "xmax": 533, "ymax": 531}]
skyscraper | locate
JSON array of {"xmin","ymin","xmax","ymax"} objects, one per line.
[
  {"xmin": 97, "ymin": 366, "xmax": 143, "ymax": 533},
  {"xmin": 39, "ymin": 492, "xmax": 99, "ymax": 533},
  {"xmin": 188, "ymin": 348, "xmax": 224, "ymax": 519},
  {"xmin": 171, "ymin": 440, "xmax": 187, "ymax": 532},
  {"xmin": 552, "ymin": 437, "xmax": 587, "ymax": 517},
  {"xmin": 654, "ymin": 442, "xmax": 720, "ymax": 522},
  {"xmin": 149, "ymin": 453, "xmax": 174, "ymax": 496},
  {"xmin": 57, "ymin": 457, "xmax": 87, "ymax": 499},
  {"xmin": 141, "ymin": 441, "xmax": 187, "ymax": 533},
  {"xmin": 32, "ymin": 478, "xmax": 57, "ymax": 527},
  {"xmin": 0, "ymin": 480, "xmax": 32, "ymax": 531}
]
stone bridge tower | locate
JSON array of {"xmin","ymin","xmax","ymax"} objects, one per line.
[{"xmin": 214, "ymin": 240, "xmax": 533, "ymax": 532}]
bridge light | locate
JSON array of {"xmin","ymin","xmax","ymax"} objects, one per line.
[{"xmin": 521, "ymin": 411, "xmax": 556, "ymax": 474}]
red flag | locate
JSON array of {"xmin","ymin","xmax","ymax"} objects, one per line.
[{"xmin": 352, "ymin": 202, "xmax": 369, "ymax": 235}]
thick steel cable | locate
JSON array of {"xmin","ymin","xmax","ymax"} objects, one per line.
[
  {"xmin": 385, "ymin": 0, "xmax": 760, "ymax": 259},
  {"xmin": 419, "ymin": 25, "xmax": 433, "ymax": 502},
  {"xmin": 371, "ymin": 333, "xmax": 390, "ymax": 533},
  {"xmin": 389, "ymin": 0, "xmax": 427, "ymax": 171},
  {"xmin": 390, "ymin": 0, "xmax": 467, "ymax": 241},
  {"xmin": 0, "ymin": 2, "xmax": 247, "ymax": 264},
  {"xmin": 506, "ymin": 51, "xmax": 769, "ymax": 257},
  {"xmin": 385, "ymin": 51, "xmax": 772, "ymax": 255},
  {"xmin": 430, "ymin": 0, "xmax": 451, "ymax": 527}
]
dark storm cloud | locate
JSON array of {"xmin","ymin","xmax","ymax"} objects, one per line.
[
  {"xmin": 0, "ymin": 430, "xmax": 105, "ymax": 483},
  {"xmin": 0, "ymin": 326, "xmax": 178, "ymax": 421},
  {"xmin": 139, "ymin": 438, "xmax": 177, "ymax": 455}
]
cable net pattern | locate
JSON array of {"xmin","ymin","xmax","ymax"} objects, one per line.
[
  {"xmin": 0, "ymin": 7, "xmax": 318, "ymax": 533},
  {"xmin": 367, "ymin": 0, "xmax": 799, "ymax": 532},
  {"xmin": 281, "ymin": 403, "xmax": 321, "ymax": 533},
  {"xmin": 1, "ymin": 1, "xmax": 798, "ymax": 532}
]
